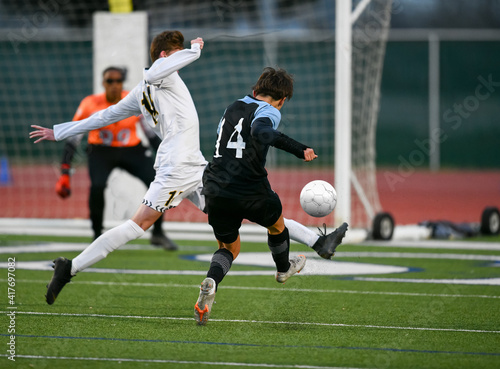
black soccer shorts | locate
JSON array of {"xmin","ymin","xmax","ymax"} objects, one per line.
[{"xmin": 205, "ymin": 192, "xmax": 283, "ymax": 244}]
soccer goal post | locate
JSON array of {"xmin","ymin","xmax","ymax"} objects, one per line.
[
  {"xmin": 93, "ymin": 11, "xmax": 151, "ymax": 223},
  {"xmin": 335, "ymin": 0, "xmax": 395, "ymax": 239}
]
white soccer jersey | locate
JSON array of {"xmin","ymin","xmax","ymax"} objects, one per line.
[{"xmin": 53, "ymin": 43, "xmax": 207, "ymax": 172}]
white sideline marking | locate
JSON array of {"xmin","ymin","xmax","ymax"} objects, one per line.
[
  {"xmin": 336, "ymin": 252, "xmax": 500, "ymax": 261},
  {"xmin": 354, "ymin": 277, "xmax": 500, "ymax": 285},
  {"xmin": 360, "ymin": 240, "xmax": 500, "ymax": 251},
  {"xmin": 3, "ymin": 242, "xmax": 500, "ymax": 253},
  {"xmin": 0, "ymin": 257, "xmax": 411, "ymax": 277},
  {"xmin": 3, "ymin": 279, "xmax": 498, "ymax": 299},
  {"xmin": 0, "ymin": 354, "xmax": 370, "ymax": 369},
  {"xmin": 0, "ymin": 243, "xmax": 129, "ymax": 254},
  {"xmin": 0, "ymin": 260, "xmax": 405, "ymax": 277},
  {"xmin": 3, "ymin": 311, "xmax": 500, "ymax": 334},
  {"xmin": 194, "ymin": 252, "xmax": 409, "ymax": 276},
  {"xmin": 0, "ymin": 243, "xmax": 214, "ymax": 254},
  {"xmin": 2, "ymin": 244, "xmax": 499, "ymax": 283}
]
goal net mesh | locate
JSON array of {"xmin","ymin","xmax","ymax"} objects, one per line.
[
  {"xmin": 0, "ymin": 0, "xmax": 391, "ymax": 230},
  {"xmin": 351, "ymin": 0, "xmax": 393, "ymax": 228}
]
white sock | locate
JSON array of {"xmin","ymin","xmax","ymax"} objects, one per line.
[
  {"xmin": 284, "ymin": 218, "xmax": 319, "ymax": 247},
  {"xmin": 71, "ymin": 219, "xmax": 145, "ymax": 275}
]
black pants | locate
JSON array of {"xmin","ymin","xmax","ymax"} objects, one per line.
[{"xmin": 87, "ymin": 144, "xmax": 163, "ymax": 238}]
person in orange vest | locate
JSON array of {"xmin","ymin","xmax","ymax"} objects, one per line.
[{"xmin": 55, "ymin": 66, "xmax": 177, "ymax": 250}]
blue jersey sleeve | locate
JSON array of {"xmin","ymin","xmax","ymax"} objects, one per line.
[{"xmin": 253, "ymin": 104, "xmax": 281, "ymax": 129}]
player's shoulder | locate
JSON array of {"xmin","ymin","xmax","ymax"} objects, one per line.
[
  {"xmin": 240, "ymin": 95, "xmax": 277, "ymax": 113},
  {"xmin": 238, "ymin": 95, "xmax": 263, "ymax": 107},
  {"xmin": 229, "ymin": 95, "xmax": 280, "ymax": 125},
  {"xmin": 231, "ymin": 95, "xmax": 264, "ymax": 113},
  {"xmin": 245, "ymin": 96, "xmax": 281, "ymax": 126}
]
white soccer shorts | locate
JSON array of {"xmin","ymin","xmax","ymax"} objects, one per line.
[{"xmin": 142, "ymin": 164, "xmax": 206, "ymax": 213}]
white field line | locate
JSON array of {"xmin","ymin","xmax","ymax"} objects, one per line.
[
  {"xmin": 3, "ymin": 279, "xmax": 499, "ymax": 299},
  {"xmin": 3, "ymin": 311, "xmax": 500, "ymax": 334},
  {"xmin": 353, "ymin": 277, "xmax": 500, "ymax": 285},
  {"xmin": 359, "ymin": 240, "xmax": 500, "ymax": 251},
  {"xmin": 336, "ymin": 252, "xmax": 500, "ymax": 261},
  {"xmin": 2, "ymin": 241, "xmax": 500, "ymax": 254},
  {"xmin": 0, "ymin": 354, "xmax": 371, "ymax": 369},
  {"xmin": 0, "ymin": 243, "xmax": 215, "ymax": 253}
]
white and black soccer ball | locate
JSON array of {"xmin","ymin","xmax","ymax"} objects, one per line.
[{"xmin": 300, "ymin": 180, "xmax": 337, "ymax": 217}]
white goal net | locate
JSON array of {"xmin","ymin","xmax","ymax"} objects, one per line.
[{"xmin": 349, "ymin": 0, "xmax": 394, "ymax": 229}]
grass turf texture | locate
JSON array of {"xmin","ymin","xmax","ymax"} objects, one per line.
[{"xmin": 0, "ymin": 234, "xmax": 499, "ymax": 368}]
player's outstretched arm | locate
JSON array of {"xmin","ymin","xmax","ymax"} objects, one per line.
[
  {"xmin": 30, "ymin": 125, "xmax": 55, "ymax": 143},
  {"xmin": 251, "ymin": 118, "xmax": 316, "ymax": 161},
  {"xmin": 49, "ymin": 86, "xmax": 141, "ymax": 141}
]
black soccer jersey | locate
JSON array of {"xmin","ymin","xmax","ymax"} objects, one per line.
[{"xmin": 202, "ymin": 95, "xmax": 282, "ymax": 199}]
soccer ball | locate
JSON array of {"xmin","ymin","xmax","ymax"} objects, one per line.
[{"xmin": 300, "ymin": 180, "xmax": 337, "ymax": 217}]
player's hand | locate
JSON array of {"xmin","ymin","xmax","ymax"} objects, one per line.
[
  {"xmin": 191, "ymin": 37, "xmax": 204, "ymax": 50},
  {"xmin": 303, "ymin": 148, "xmax": 318, "ymax": 162},
  {"xmin": 30, "ymin": 125, "xmax": 55, "ymax": 143},
  {"xmin": 55, "ymin": 174, "xmax": 71, "ymax": 199}
]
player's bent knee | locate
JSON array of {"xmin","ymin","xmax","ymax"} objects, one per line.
[{"xmin": 215, "ymin": 231, "xmax": 238, "ymax": 244}]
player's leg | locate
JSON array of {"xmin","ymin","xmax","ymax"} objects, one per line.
[
  {"xmin": 194, "ymin": 196, "xmax": 241, "ymax": 325},
  {"xmin": 45, "ymin": 171, "xmax": 180, "ymax": 305},
  {"xmin": 120, "ymin": 145, "xmax": 177, "ymax": 250},
  {"xmin": 284, "ymin": 218, "xmax": 319, "ymax": 246},
  {"xmin": 73, "ymin": 189, "xmax": 167, "ymax": 274},
  {"xmin": 248, "ymin": 193, "xmax": 306, "ymax": 283},
  {"xmin": 248, "ymin": 192, "xmax": 289, "ymax": 271},
  {"xmin": 286, "ymin": 218, "xmax": 349, "ymax": 259},
  {"xmin": 72, "ymin": 211, "xmax": 155, "ymax": 273},
  {"xmin": 45, "ymin": 205, "xmax": 161, "ymax": 305},
  {"xmin": 87, "ymin": 145, "xmax": 115, "ymax": 240},
  {"xmin": 72, "ymin": 204, "xmax": 160, "ymax": 273},
  {"xmin": 266, "ymin": 215, "xmax": 306, "ymax": 283},
  {"xmin": 266, "ymin": 214, "xmax": 291, "ymax": 273},
  {"xmin": 203, "ymin": 196, "xmax": 241, "ymax": 286}
]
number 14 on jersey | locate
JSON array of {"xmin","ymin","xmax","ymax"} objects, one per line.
[{"xmin": 214, "ymin": 118, "xmax": 246, "ymax": 158}]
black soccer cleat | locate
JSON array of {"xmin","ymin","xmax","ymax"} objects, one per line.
[
  {"xmin": 312, "ymin": 222, "xmax": 348, "ymax": 259},
  {"xmin": 150, "ymin": 234, "xmax": 179, "ymax": 251},
  {"xmin": 45, "ymin": 257, "xmax": 73, "ymax": 305}
]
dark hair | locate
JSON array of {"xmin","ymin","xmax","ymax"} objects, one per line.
[
  {"xmin": 150, "ymin": 30, "xmax": 185, "ymax": 63},
  {"xmin": 252, "ymin": 67, "xmax": 294, "ymax": 101},
  {"xmin": 102, "ymin": 66, "xmax": 126, "ymax": 81}
]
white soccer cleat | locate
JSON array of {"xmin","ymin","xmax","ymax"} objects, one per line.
[
  {"xmin": 194, "ymin": 277, "xmax": 216, "ymax": 325},
  {"xmin": 275, "ymin": 255, "xmax": 306, "ymax": 284}
]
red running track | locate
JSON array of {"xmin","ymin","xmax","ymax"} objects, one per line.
[{"xmin": 1, "ymin": 165, "xmax": 499, "ymax": 227}]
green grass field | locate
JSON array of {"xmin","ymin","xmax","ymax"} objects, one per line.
[{"xmin": 1, "ymin": 234, "xmax": 499, "ymax": 368}]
